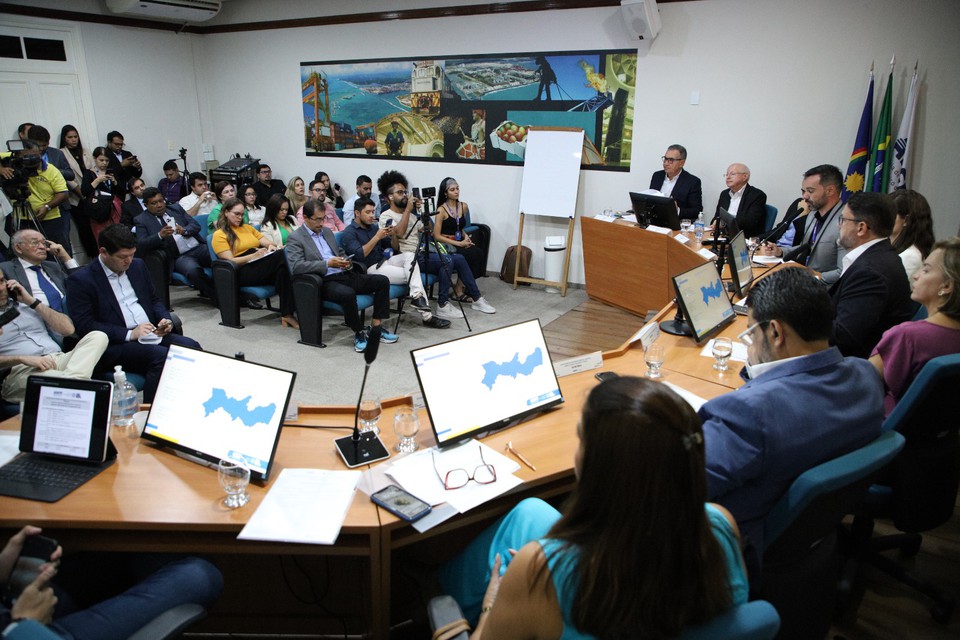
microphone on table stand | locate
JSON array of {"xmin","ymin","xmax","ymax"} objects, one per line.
[{"xmin": 334, "ymin": 325, "xmax": 391, "ymax": 467}]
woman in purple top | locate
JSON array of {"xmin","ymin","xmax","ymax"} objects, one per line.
[{"xmin": 871, "ymin": 237, "xmax": 960, "ymax": 414}]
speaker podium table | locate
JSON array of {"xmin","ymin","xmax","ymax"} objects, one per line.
[{"xmin": 580, "ymin": 216, "xmax": 709, "ymax": 317}]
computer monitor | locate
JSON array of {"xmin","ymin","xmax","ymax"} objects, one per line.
[
  {"xmin": 664, "ymin": 261, "xmax": 736, "ymax": 343},
  {"xmin": 629, "ymin": 192, "xmax": 682, "ymax": 230},
  {"xmin": 716, "ymin": 206, "xmax": 739, "ymax": 238},
  {"xmin": 141, "ymin": 345, "xmax": 296, "ymax": 482},
  {"xmin": 727, "ymin": 230, "xmax": 754, "ymax": 298},
  {"xmin": 411, "ymin": 319, "xmax": 564, "ymax": 449}
]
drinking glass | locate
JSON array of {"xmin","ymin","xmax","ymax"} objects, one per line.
[
  {"xmin": 218, "ymin": 459, "xmax": 250, "ymax": 509},
  {"xmin": 644, "ymin": 343, "xmax": 664, "ymax": 379},
  {"xmin": 712, "ymin": 337, "xmax": 733, "ymax": 372},
  {"xmin": 393, "ymin": 406, "xmax": 420, "ymax": 453},
  {"xmin": 358, "ymin": 397, "xmax": 382, "ymax": 434}
]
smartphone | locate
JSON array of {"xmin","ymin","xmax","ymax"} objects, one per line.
[
  {"xmin": 595, "ymin": 371, "xmax": 619, "ymax": 382},
  {"xmin": 411, "ymin": 187, "xmax": 421, "ymax": 199},
  {"xmin": 4, "ymin": 535, "xmax": 58, "ymax": 600},
  {"xmin": 384, "ymin": 218, "xmax": 394, "ymax": 228},
  {"xmin": 0, "ymin": 305, "xmax": 20, "ymax": 328},
  {"xmin": 371, "ymin": 484, "xmax": 431, "ymax": 522}
]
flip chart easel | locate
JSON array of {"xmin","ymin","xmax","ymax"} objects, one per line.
[{"xmin": 513, "ymin": 127, "xmax": 585, "ymax": 296}]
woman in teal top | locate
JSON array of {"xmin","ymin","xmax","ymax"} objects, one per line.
[{"xmin": 441, "ymin": 377, "xmax": 749, "ymax": 639}]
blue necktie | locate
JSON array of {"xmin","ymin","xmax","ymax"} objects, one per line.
[{"xmin": 29, "ymin": 266, "xmax": 63, "ymax": 312}]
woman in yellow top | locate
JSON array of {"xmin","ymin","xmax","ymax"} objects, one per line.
[
  {"xmin": 259, "ymin": 194, "xmax": 298, "ymax": 247},
  {"xmin": 212, "ymin": 198, "xmax": 298, "ymax": 328}
]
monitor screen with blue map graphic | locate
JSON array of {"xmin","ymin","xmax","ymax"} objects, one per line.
[
  {"xmin": 141, "ymin": 345, "xmax": 295, "ymax": 481},
  {"xmin": 411, "ymin": 319, "xmax": 563, "ymax": 449},
  {"xmin": 673, "ymin": 260, "xmax": 735, "ymax": 343},
  {"xmin": 727, "ymin": 230, "xmax": 754, "ymax": 298}
]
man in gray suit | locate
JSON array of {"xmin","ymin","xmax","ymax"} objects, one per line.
[
  {"xmin": 285, "ymin": 200, "xmax": 397, "ymax": 353},
  {"xmin": 758, "ymin": 164, "xmax": 846, "ymax": 283},
  {"xmin": 0, "ymin": 229, "xmax": 78, "ymax": 313}
]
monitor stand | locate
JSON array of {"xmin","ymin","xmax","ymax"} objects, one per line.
[{"xmin": 660, "ymin": 303, "xmax": 693, "ymax": 337}]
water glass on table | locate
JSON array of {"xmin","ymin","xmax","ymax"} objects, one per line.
[
  {"xmin": 393, "ymin": 405, "xmax": 420, "ymax": 454},
  {"xmin": 644, "ymin": 343, "xmax": 664, "ymax": 379},
  {"xmin": 712, "ymin": 337, "xmax": 733, "ymax": 372},
  {"xmin": 358, "ymin": 397, "xmax": 382, "ymax": 434},
  {"xmin": 218, "ymin": 459, "xmax": 250, "ymax": 509}
]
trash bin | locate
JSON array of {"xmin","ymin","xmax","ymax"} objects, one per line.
[{"xmin": 543, "ymin": 235, "xmax": 566, "ymax": 294}]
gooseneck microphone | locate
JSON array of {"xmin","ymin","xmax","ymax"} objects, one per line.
[{"xmin": 335, "ymin": 326, "xmax": 390, "ymax": 468}]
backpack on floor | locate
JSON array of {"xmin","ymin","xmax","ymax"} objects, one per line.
[{"xmin": 499, "ymin": 245, "xmax": 532, "ymax": 286}]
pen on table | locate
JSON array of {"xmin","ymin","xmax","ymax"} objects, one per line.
[{"xmin": 506, "ymin": 441, "xmax": 536, "ymax": 471}]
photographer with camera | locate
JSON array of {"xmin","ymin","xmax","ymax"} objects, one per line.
[{"xmin": 1, "ymin": 140, "xmax": 70, "ymax": 250}]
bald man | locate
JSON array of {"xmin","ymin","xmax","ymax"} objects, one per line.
[{"xmin": 716, "ymin": 163, "xmax": 767, "ymax": 238}]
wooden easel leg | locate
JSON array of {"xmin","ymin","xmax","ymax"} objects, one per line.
[{"xmin": 514, "ymin": 212, "xmax": 525, "ymax": 290}]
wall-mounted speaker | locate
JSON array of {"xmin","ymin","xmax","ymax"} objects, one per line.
[{"xmin": 620, "ymin": 0, "xmax": 662, "ymax": 41}]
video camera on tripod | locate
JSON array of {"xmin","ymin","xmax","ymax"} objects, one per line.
[{"xmin": 1, "ymin": 140, "xmax": 41, "ymax": 202}]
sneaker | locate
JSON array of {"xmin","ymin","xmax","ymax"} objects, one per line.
[
  {"xmin": 379, "ymin": 328, "xmax": 399, "ymax": 344},
  {"xmin": 354, "ymin": 330, "xmax": 368, "ymax": 352},
  {"xmin": 436, "ymin": 303, "xmax": 464, "ymax": 319},
  {"xmin": 410, "ymin": 295, "xmax": 430, "ymax": 312},
  {"xmin": 423, "ymin": 316, "xmax": 451, "ymax": 329},
  {"xmin": 471, "ymin": 297, "xmax": 496, "ymax": 314}
]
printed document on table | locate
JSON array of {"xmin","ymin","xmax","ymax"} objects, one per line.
[
  {"xmin": 700, "ymin": 339, "xmax": 749, "ymax": 363},
  {"xmin": 238, "ymin": 468, "xmax": 361, "ymax": 545}
]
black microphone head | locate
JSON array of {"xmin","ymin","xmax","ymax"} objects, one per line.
[{"xmin": 364, "ymin": 326, "xmax": 382, "ymax": 364}]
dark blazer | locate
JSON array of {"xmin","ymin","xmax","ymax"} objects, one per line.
[
  {"xmin": 650, "ymin": 169, "xmax": 703, "ymax": 221},
  {"xmin": 0, "ymin": 259, "xmax": 71, "ymax": 296},
  {"xmin": 717, "ymin": 184, "xmax": 767, "ymax": 238},
  {"xmin": 285, "ymin": 225, "xmax": 344, "ymax": 277},
  {"xmin": 65, "ymin": 257, "xmax": 170, "ymax": 345},
  {"xmin": 44, "ymin": 148, "xmax": 74, "ymax": 183},
  {"xmin": 120, "ymin": 197, "xmax": 145, "ymax": 228},
  {"xmin": 767, "ymin": 198, "xmax": 808, "ymax": 244},
  {"xmin": 829, "ymin": 240, "xmax": 917, "ymax": 359},
  {"xmin": 252, "ymin": 179, "xmax": 286, "ymax": 208},
  {"xmin": 134, "ymin": 205, "xmax": 204, "ymax": 259},
  {"xmin": 106, "ymin": 149, "xmax": 143, "ymax": 199}
]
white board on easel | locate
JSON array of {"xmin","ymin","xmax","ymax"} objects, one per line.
[{"xmin": 518, "ymin": 128, "xmax": 584, "ymax": 218}]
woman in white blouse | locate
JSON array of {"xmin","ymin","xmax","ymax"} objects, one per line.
[
  {"xmin": 58, "ymin": 124, "xmax": 95, "ymax": 208},
  {"xmin": 890, "ymin": 189, "xmax": 935, "ymax": 280}
]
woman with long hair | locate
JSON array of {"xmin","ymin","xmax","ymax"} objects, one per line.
[
  {"xmin": 313, "ymin": 171, "xmax": 345, "ymax": 208},
  {"xmin": 211, "ymin": 198, "xmax": 297, "ymax": 328},
  {"xmin": 889, "ymin": 189, "xmax": 936, "ymax": 279},
  {"xmin": 871, "ymin": 237, "xmax": 960, "ymax": 414},
  {"xmin": 58, "ymin": 124, "xmax": 94, "ymax": 208},
  {"xmin": 442, "ymin": 377, "xmax": 748, "ymax": 639},
  {"xmin": 78, "ymin": 146, "xmax": 123, "ymax": 253},
  {"xmin": 434, "ymin": 177, "xmax": 484, "ymax": 300},
  {"xmin": 241, "ymin": 183, "xmax": 266, "ymax": 228},
  {"xmin": 205, "ymin": 181, "xmax": 239, "ymax": 232},
  {"xmin": 259, "ymin": 194, "xmax": 298, "ymax": 248},
  {"xmin": 285, "ymin": 176, "xmax": 309, "ymax": 213}
]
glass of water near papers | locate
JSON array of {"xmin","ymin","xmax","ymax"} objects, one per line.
[
  {"xmin": 393, "ymin": 406, "xmax": 420, "ymax": 453},
  {"xmin": 358, "ymin": 397, "xmax": 382, "ymax": 434},
  {"xmin": 218, "ymin": 459, "xmax": 250, "ymax": 509},
  {"xmin": 644, "ymin": 343, "xmax": 664, "ymax": 379},
  {"xmin": 712, "ymin": 337, "xmax": 733, "ymax": 372}
]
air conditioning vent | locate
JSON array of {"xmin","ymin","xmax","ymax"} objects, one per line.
[{"xmin": 105, "ymin": 0, "xmax": 223, "ymax": 23}]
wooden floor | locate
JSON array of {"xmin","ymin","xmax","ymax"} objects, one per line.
[{"xmin": 542, "ymin": 298, "xmax": 960, "ymax": 640}]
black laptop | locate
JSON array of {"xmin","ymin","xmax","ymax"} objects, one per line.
[{"xmin": 0, "ymin": 376, "xmax": 116, "ymax": 502}]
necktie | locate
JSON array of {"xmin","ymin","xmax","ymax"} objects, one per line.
[{"xmin": 29, "ymin": 266, "xmax": 63, "ymax": 312}]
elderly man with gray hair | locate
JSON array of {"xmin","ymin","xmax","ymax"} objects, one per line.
[{"xmin": 716, "ymin": 163, "xmax": 768, "ymax": 238}]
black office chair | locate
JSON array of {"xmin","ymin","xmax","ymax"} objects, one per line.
[
  {"xmin": 842, "ymin": 353, "xmax": 960, "ymax": 623},
  {"xmin": 5, "ymin": 603, "xmax": 207, "ymax": 639}
]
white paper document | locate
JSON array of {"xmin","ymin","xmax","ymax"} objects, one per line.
[
  {"xmin": 238, "ymin": 468, "xmax": 361, "ymax": 545},
  {"xmin": 663, "ymin": 381, "xmax": 708, "ymax": 412},
  {"xmin": 0, "ymin": 433, "xmax": 21, "ymax": 466},
  {"xmin": 700, "ymin": 339, "xmax": 749, "ymax": 363},
  {"xmin": 752, "ymin": 255, "xmax": 783, "ymax": 265}
]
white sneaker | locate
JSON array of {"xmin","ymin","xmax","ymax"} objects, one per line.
[
  {"xmin": 436, "ymin": 303, "xmax": 464, "ymax": 319},
  {"xmin": 471, "ymin": 297, "xmax": 496, "ymax": 314}
]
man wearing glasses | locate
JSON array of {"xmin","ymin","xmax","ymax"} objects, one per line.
[
  {"xmin": 649, "ymin": 144, "xmax": 703, "ymax": 222},
  {"xmin": 830, "ymin": 192, "xmax": 915, "ymax": 358},
  {"xmin": 252, "ymin": 164, "xmax": 286, "ymax": 207},
  {"xmin": 105, "ymin": 131, "xmax": 142, "ymax": 199},
  {"xmin": 698, "ymin": 267, "xmax": 883, "ymax": 558},
  {"xmin": 715, "ymin": 163, "xmax": 767, "ymax": 238}
]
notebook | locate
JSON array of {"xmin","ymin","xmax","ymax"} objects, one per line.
[{"xmin": 0, "ymin": 376, "xmax": 115, "ymax": 502}]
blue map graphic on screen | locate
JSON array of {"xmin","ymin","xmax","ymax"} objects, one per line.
[
  {"xmin": 700, "ymin": 280, "xmax": 724, "ymax": 305},
  {"xmin": 203, "ymin": 389, "xmax": 276, "ymax": 427},
  {"xmin": 481, "ymin": 348, "xmax": 544, "ymax": 390},
  {"xmin": 738, "ymin": 248, "xmax": 749, "ymax": 265}
]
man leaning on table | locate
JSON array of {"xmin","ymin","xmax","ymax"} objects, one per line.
[
  {"xmin": 698, "ymin": 267, "xmax": 883, "ymax": 558},
  {"xmin": 649, "ymin": 144, "xmax": 703, "ymax": 222}
]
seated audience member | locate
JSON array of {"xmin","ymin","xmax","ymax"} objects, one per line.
[
  {"xmin": 285, "ymin": 200, "xmax": 398, "ymax": 352},
  {"xmin": 240, "ymin": 183, "xmax": 266, "ymax": 228},
  {"xmin": 259, "ymin": 194, "xmax": 298, "ymax": 248},
  {"xmin": 252, "ymin": 163, "xmax": 285, "ymax": 207},
  {"xmin": 299, "ymin": 179, "xmax": 343, "ymax": 231},
  {"xmin": 340, "ymin": 196, "xmax": 449, "ymax": 329},
  {"xmin": 178, "ymin": 172, "xmax": 217, "ymax": 218},
  {"xmin": 212, "ymin": 198, "xmax": 297, "ymax": 328},
  {"xmin": 79, "ymin": 147, "xmax": 123, "ymax": 249},
  {"xmin": 871, "ymin": 237, "xmax": 960, "ymax": 414},
  {"xmin": 716, "ymin": 163, "xmax": 767, "ymax": 238},
  {"xmin": 377, "ymin": 170, "xmax": 495, "ymax": 319},
  {"xmin": 157, "ymin": 159, "xmax": 188, "ymax": 203},
  {"xmin": 434, "ymin": 177, "xmax": 484, "ymax": 286},
  {"xmin": 57, "ymin": 125, "xmax": 95, "ymax": 220},
  {"xmin": 1, "ymin": 140, "xmax": 70, "ymax": 250},
  {"xmin": 119, "ymin": 177, "xmax": 146, "ymax": 228},
  {"xmin": 757, "ymin": 165, "xmax": 846, "ymax": 283},
  {"xmin": 134, "ymin": 188, "xmax": 214, "ymax": 300},
  {"xmin": 285, "ymin": 176, "xmax": 309, "ymax": 213},
  {"xmin": 314, "ymin": 171, "xmax": 345, "ymax": 208},
  {"xmin": 205, "ymin": 181, "xmax": 239, "ymax": 233},
  {"xmin": 0, "ymin": 229, "xmax": 77, "ymax": 324},
  {"xmin": 830, "ymin": 192, "xmax": 916, "ymax": 358},
  {"xmin": 0, "ymin": 271, "xmax": 107, "ymax": 403},
  {"xmin": 649, "ymin": 144, "xmax": 703, "ymax": 221},
  {"xmin": 0, "ymin": 525, "xmax": 222, "ymax": 638},
  {"xmin": 700, "ymin": 267, "xmax": 883, "ymax": 556},
  {"xmin": 342, "ymin": 174, "xmax": 380, "ymax": 226},
  {"xmin": 443, "ymin": 377, "xmax": 748, "ymax": 637},
  {"xmin": 889, "ymin": 189, "xmax": 935, "ymax": 279},
  {"xmin": 65, "ymin": 224, "xmax": 202, "ymax": 403},
  {"xmin": 104, "ymin": 130, "xmax": 142, "ymax": 200}
]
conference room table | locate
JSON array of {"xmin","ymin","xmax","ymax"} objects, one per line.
[{"xmin": 0, "ymin": 298, "xmax": 756, "ymax": 638}]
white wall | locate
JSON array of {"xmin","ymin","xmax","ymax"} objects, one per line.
[{"xmin": 9, "ymin": 0, "xmax": 960, "ymax": 283}]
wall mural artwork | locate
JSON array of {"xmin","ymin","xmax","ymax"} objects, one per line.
[{"xmin": 300, "ymin": 49, "xmax": 637, "ymax": 171}]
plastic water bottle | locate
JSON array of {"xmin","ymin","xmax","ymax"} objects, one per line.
[
  {"xmin": 111, "ymin": 365, "xmax": 137, "ymax": 429},
  {"xmin": 694, "ymin": 213, "xmax": 705, "ymax": 243}
]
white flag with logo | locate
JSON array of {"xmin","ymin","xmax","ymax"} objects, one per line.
[{"xmin": 888, "ymin": 68, "xmax": 919, "ymax": 191}]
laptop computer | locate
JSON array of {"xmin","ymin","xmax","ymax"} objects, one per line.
[{"xmin": 0, "ymin": 376, "xmax": 116, "ymax": 502}]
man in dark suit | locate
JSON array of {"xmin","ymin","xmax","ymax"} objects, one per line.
[
  {"xmin": 120, "ymin": 177, "xmax": 146, "ymax": 227},
  {"xmin": 649, "ymin": 144, "xmax": 703, "ymax": 221},
  {"xmin": 0, "ymin": 228, "xmax": 79, "ymax": 310},
  {"xmin": 830, "ymin": 191, "xmax": 916, "ymax": 358},
  {"xmin": 65, "ymin": 224, "xmax": 201, "ymax": 403},
  {"xmin": 716, "ymin": 163, "xmax": 768, "ymax": 238},
  {"xmin": 134, "ymin": 187, "xmax": 213, "ymax": 299},
  {"xmin": 105, "ymin": 130, "xmax": 142, "ymax": 199}
]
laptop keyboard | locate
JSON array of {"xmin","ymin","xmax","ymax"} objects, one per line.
[{"xmin": 0, "ymin": 456, "xmax": 102, "ymax": 489}]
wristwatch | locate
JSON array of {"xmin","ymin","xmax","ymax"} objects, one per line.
[{"xmin": 29, "ymin": 299, "xmax": 41, "ymax": 309}]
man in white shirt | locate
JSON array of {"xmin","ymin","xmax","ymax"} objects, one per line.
[
  {"xmin": 178, "ymin": 172, "xmax": 217, "ymax": 218},
  {"xmin": 0, "ymin": 229, "xmax": 78, "ymax": 313},
  {"xmin": 715, "ymin": 163, "xmax": 768, "ymax": 238},
  {"xmin": 342, "ymin": 174, "xmax": 380, "ymax": 227}
]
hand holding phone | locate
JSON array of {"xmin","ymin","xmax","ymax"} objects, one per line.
[{"xmin": 4, "ymin": 534, "xmax": 58, "ymax": 601}]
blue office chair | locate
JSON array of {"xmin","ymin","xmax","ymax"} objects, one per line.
[
  {"xmin": 758, "ymin": 430, "xmax": 905, "ymax": 640},
  {"xmin": 763, "ymin": 204, "xmax": 778, "ymax": 233},
  {"xmin": 143, "ymin": 212, "xmax": 214, "ymax": 311},
  {"xmin": 5, "ymin": 604, "xmax": 206, "ymax": 640},
  {"xmin": 208, "ymin": 224, "xmax": 276, "ymax": 329},
  {"xmin": 843, "ymin": 353, "xmax": 960, "ymax": 623}
]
